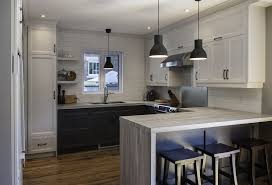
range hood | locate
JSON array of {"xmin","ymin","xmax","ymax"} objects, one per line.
[{"xmin": 161, "ymin": 52, "xmax": 193, "ymax": 68}]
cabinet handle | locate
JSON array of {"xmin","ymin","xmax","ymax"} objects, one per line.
[
  {"xmin": 195, "ymin": 72, "xmax": 198, "ymax": 81},
  {"xmin": 53, "ymin": 44, "xmax": 56, "ymax": 53},
  {"xmin": 223, "ymin": 70, "xmax": 226, "ymax": 80},
  {"xmin": 37, "ymin": 143, "xmax": 47, "ymax": 147},
  {"xmin": 226, "ymin": 69, "xmax": 229, "ymax": 80},
  {"xmin": 177, "ymin": 45, "xmax": 184, "ymax": 49},
  {"xmin": 165, "ymin": 74, "xmax": 168, "ymax": 81},
  {"xmin": 150, "ymin": 74, "xmax": 153, "ymax": 81},
  {"xmin": 53, "ymin": 91, "xmax": 56, "ymax": 100},
  {"xmin": 214, "ymin": 37, "xmax": 223, "ymax": 41}
]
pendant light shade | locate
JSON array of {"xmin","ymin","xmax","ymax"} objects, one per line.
[
  {"xmin": 149, "ymin": 0, "xmax": 168, "ymax": 58},
  {"xmin": 104, "ymin": 29, "xmax": 114, "ymax": 70},
  {"xmin": 104, "ymin": 56, "xmax": 114, "ymax": 69},
  {"xmin": 190, "ymin": 0, "xmax": 207, "ymax": 61},
  {"xmin": 190, "ymin": 39, "xmax": 207, "ymax": 61},
  {"xmin": 149, "ymin": 35, "xmax": 168, "ymax": 58}
]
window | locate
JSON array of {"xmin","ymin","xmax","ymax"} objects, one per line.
[{"xmin": 83, "ymin": 51, "xmax": 123, "ymax": 93}]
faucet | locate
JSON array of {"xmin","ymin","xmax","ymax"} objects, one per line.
[{"xmin": 103, "ymin": 85, "xmax": 112, "ymax": 103}]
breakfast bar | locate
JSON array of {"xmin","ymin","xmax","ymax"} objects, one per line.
[{"xmin": 120, "ymin": 107, "xmax": 272, "ymax": 185}]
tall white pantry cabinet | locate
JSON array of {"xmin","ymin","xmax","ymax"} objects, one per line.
[{"xmin": 27, "ymin": 21, "xmax": 57, "ymax": 154}]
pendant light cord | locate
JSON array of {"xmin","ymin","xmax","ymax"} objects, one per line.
[
  {"xmin": 108, "ymin": 32, "xmax": 110, "ymax": 56},
  {"xmin": 158, "ymin": 0, "xmax": 160, "ymax": 35},
  {"xmin": 198, "ymin": 1, "xmax": 200, "ymax": 40}
]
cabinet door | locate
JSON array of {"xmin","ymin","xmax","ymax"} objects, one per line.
[
  {"xmin": 195, "ymin": 45, "xmax": 211, "ymax": 83},
  {"xmin": 227, "ymin": 35, "xmax": 247, "ymax": 83},
  {"xmin": 28, "ymin": 56, "xmax": 56, "ymax": 153},
  {"xmin": 210, "ymin": 39, "xmax": 228, "ymax": 82},
  {"xmin": 29, "ymin": 26, "xmax": 56, "ymax": 56}
]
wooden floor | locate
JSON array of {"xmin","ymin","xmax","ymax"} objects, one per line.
[
  {"xmin": 24, "ymin": 148, "xmax": 267, "ymax": 185},
  {"xmin": 23, "ymin": 149, "xmax": 120, "ymax": 185}
]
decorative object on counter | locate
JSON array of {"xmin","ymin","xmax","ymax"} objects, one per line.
[
  {"xmin": 64, "ymin": 95, "xmax": 78, "ymax": 104},
  {"xmin": 104, "ymin": 29, "xmax": 113, "ymax": 70},
  {"xmin": 168, "ymin": 90, "xmax": 180, "ymax": 107},
  {"xmin": 58, "ymin": 85, "xmax": 62, "ymax": 104},
  {"xmin": 146, "ymin": 89, "xmax": 159, "ymax": 101},
  {"xmin": 190, "ymin": 0, "xmax": 207, "ymax": 61},
  {"xmin": 66, "ymin": 71, "xmax": 77, "ymax": 81},
  {"xmin": 149, "ymin": 0, "xmax": 168, "ymax": 58},
  {"xmin": 61, "ymin": 90, "xmax": 66, "ymax": 104}
]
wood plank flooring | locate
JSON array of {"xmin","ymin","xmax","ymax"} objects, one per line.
[
  {"xmin": 23, "ymin": 149, "xmax": 120, "ymax": 185},
  {"xmin": 23, "ymin": 148, "xmax": 267, "ymax": 185}
]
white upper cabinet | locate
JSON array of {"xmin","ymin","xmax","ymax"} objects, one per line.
[
  {"xmin": 28, "ymin": 22, "xmax": 57, "ymax": 56},
  {"xmin": 195, "ymin": 45, "xmax": 211, "ymax": 83},
  {"xmin": 195, "ymin": 2, "xmax": 266, "ymax": 88}
]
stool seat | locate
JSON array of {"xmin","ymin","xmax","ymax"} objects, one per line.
[
  {"xmin": 195, "ymin": 143, "xmax": 240, "ymax": 158},
  {"xmin": 159, "ymin": 148, "xmax": 203, "ymax": 185},
  {"xmin": 160, "ymin": 148, "xmax": 203, "ymax": 164},
  {"xmin": 233, "ymin": 138, "xmax": 270, "ymax": 149}
]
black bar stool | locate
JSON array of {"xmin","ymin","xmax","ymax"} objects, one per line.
[
  {"xmin": 195, "ymin": 143, "xmax": 240, "ymax": 185},
  {"xmin": 232, "ymin": 138, "xmax": 272, "ymax": 185},
  {"xmin": 159, "ymin": 148, "xmax": 204, "ymax": 185}
]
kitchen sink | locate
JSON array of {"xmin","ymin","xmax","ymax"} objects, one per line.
[{"xmin": 89, "ymin": 101, "xmax": 125, "ymax": 105}]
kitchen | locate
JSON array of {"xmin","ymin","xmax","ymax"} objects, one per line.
[{"xmin": 1, "ymin": 0, "xmax": 272, "ymax": 185}]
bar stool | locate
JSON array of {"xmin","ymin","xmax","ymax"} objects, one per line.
[
  {"xmin": 159, "ymin": 148, "xmax": 204, "ymax": 185},
  {"xmin": 195, "ymin": 143, "xmax": 240, "ymax": 185},
  {"xmin": 232, "ymin": 138, "xmax": 272, "ymax": 185}
]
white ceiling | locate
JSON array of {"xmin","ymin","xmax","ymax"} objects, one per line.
[{"xmin": 26, "ymin": 0, "xmax": 234, "ymax": 35}]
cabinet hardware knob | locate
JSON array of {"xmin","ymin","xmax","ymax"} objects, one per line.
[{"xmin": 214, "ymin": 37, "xmax": 223, "ymax": 41}]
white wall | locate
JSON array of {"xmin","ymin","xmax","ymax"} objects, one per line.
[
  {"xmin": 57, "ymin": 30, "xmax": 146, "ymax": 103},
  {"xmin": 0, "ymin": 0, "xmax": 14, "ymax": 184}
]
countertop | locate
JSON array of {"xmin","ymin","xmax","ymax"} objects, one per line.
[
  {"xmin": 120, "ymin": 107, "xmax": 272, "ymax": 133},
  {"xmin": 57, "ymin": 101, "xmax": 157, "ymax": 110}
]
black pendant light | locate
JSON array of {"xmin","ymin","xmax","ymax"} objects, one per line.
[
  {"xmin": 149, "ymin": 0, "xmax": 168, "ymax": 58},
  {"xmin": 104, "ymin": 29, "xmax": 114, "ymax": 70},
  {"xmin": 190, "ymin": 0, "xmax": 207, "ymax": 61}
]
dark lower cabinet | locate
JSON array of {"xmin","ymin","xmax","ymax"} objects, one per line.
[{"xmin": 58, "ymin": 105, "xmax": 153, "ymax": 154}]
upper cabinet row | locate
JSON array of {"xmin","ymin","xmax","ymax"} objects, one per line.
[{"xmin": 145, "ymin": 1, "xmax": 266, "ymax": 88}]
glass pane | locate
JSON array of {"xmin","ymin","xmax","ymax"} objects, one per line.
[
  {"xmin": 84, "ymin": 54, "xmax": 100, "ymax": 92},
  {"xmin": 105, "ymin": 54, "xmax": 120, "ymax": 91}
]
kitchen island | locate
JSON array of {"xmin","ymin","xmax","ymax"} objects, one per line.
[{"xmin": 120, "ymin": 107, "xmax": 272, "ymax": 185}]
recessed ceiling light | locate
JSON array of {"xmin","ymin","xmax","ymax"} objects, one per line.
[
  {"xmin": 184, "ymin": 9, "xmax": 190, "ymax": 13},
  {"xmin": 41, "ymin": 14, "xmax": 46, "ymax": 18},
  {"xmin": 147, "ymin": 26, "xmax": 152, "ymax": 30}
]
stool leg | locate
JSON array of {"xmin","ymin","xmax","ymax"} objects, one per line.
[
  {"xmin": 182, "ymin": 165, "xmax": 186, "ymax": 185},
  {"xmin": 195, "ymin": 160, "xmax": 202, "ymax": 185},
  {"xmin": 250, "ymin": 149, "xmax": 256, "ymax": 185},
  {"xmin": 201, "ymin": 154, "xmax": 207, "ymax": 174},
  {"xmin": 163, "ymin": 159, "xmax": 170, "ymax": 185},
  {"xmin": 175, "ymin": 164, "xmax": 182, "ymax": 185},
  {"xmin": 265, "ymin": 145, "xmax": 272, "ymax": 185},
  {"xmin": 231, "ymin": 154, "xmax": 238, "ymax": 185},
  {"xmin": 212, "ymin": 157, "xmax": 219, "ymax": 185}
]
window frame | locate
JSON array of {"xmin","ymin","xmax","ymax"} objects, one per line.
[{"xmin": 82, "ymin": 50, "xmax": 123, "ymax": 94}]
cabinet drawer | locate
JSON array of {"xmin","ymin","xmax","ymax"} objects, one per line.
[{"xmin": 29, "ymin": 135, "xmax": 56, "ymax": 154}]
